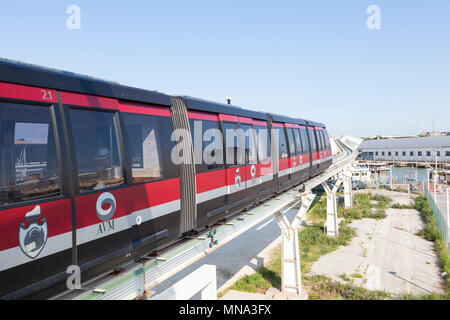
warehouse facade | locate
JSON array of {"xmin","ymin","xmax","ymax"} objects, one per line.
[{"xmin": 358, "ymin": 136, "xmax": 450, "ymax": 163}]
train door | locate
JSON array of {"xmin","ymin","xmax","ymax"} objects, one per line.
[
  {"xmin": 298, "ymin": 127, "xmax": 311, "ymax": 181},
  {"xmin": 306, "ymin": 126, "xmax": 318, "ymax": 176},
  {"xmin": 63, "ymin": 97, "xmax": 134, "ymax": 279},
  {"xmin": 285, "ymin": 126, "xmax": 298, "ymax": 185},
  {"xmin": 292, "ymin": 127, "xmax": 304, "ymax": 181},
  {"xmin": 254, "ymin": 122, "xmax": 274, "ymax": 199},
  {"xmin": 0, "ymin": 91, "xmax": 72, "ymax": 299},
  {"xmin": 240, "ymin": 123, "xmax": 259, "ymax": 199},
  {"xmin": 315, "ymin": 128, "xmax": 327, "ymax": 172},
  {"xmin": 187, "ymin": 111, "xmax": 227, "ymax": 227},
  {"xmin": 273, "ymin": 123, "xmax": 290, "ymax": 190},
  {"xmin": 120, "ymin": 102, "xmax": 181, "ymax": 253},
  {"xmin": 221, "ymin": 120, "xmax": 248, "ymax": 213},
  {"xmin": 315, "ymin": 128, "xmax": 324, "ymax": 171}
]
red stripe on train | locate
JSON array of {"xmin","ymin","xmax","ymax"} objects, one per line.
[
  {"xmin": 118, "ymin": 100, "xmax": 171, "ymax": 117},
  {"xmin": 196, "ymin": 170, "xmax": 227, "ymax": 194},
  {"xmin": 61, "ymin": 91, "xmax": 118, "ymax": 109},
  {"xmin": 272, "ymin": 122, "xmax": 284, "ymax": 128},
  {"xmin": 0, "ymin": 81, "xmax": 58, "ymax": 103},
  {"xmin": 188, "ymin": 111, "xmax": 220, "ymax": 122},
  {"xmin": 76, "ymin": 178, "xmax": 181, "ymax": 229}
]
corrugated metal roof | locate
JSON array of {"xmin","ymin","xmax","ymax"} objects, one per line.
[{"xmin": 359, "ymin": 136, "xmax": 450, "ymax": 149}]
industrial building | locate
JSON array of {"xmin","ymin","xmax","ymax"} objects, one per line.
[{"xmin": 358, "ymin": 136, "xmax": 450, "ymax": 164}]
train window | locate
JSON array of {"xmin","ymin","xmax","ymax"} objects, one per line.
[
  {"xmin": 319, "ymin": 131, "xmax": 325, "ymax": 151},
  {"xmin": 275, "ymin": 128, "xmax": 289, "ymax": 159},
  {"xmin": 308, "ymin": 128, "xmax": 317, "ymax": 153},
  {"xmin": 122, "ymin": 113, "xmax": 171, "ymax": 183},
  {"xmin": 189, "ymin": 119, "xmax": 224, "ymax": 173},
  {"xmin": 319, "ymin": 130, "xmax": 327, "ymax": 151},
  {"xmin": 0, "ymin": 102, "xmax": 61, "ymax": 206},
  {"xmin": 316, "ymin": 131, "xmax": 322, "ymax": 151},
  {"xmin": 69, "ymin": 109, "xmax": 124, "ymax": 192},
  {"xmin": 293, "ymin": 129, "xmax": 303, "ymax": 155},
  {"xmin": 239, "ymin": 124, "xmax": 257, "ymax": 165},
  {"xmin": 254, "ymin": 125, "xmax": 271, "ymax": 163},
  {"xmin": 223, "ymin": 122, "xmax": 244, "ymax": 166},
  {"xmin": 323, "ymin": 129, "xmax": 330, "ymax": 149},
  {"xmin": 286, "ymin": 128, "xmax": 296, "ymax": 157},
  {"xmin": 300, "ymin": 129, "xmax": 309, "ymax": 155}
]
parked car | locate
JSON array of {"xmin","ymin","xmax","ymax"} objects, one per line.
[{"xmin": 352, "ymin": 180, "xmax": 367, "ymax": 190}]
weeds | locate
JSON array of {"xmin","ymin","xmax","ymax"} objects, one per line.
[
  {"xmin": 414, "ymin": 196, "xmax": 450, "ymax": 299},
  {"xmin": 224, "ymin": 192, "xmax": 387, "ymax": 299}
]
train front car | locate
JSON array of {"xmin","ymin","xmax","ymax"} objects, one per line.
[{"xmin": 0, "ymin": 60, "xmax": 183, "ymax": 299}]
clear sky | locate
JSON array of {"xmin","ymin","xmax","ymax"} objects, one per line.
[{"xmin": 1, "ymin": 1, "xmax": 449, "ymax": 137}]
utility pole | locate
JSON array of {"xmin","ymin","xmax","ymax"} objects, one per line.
[{"xmin": 436, "ymin": 148, "xmax": 438, "ymax": 173}]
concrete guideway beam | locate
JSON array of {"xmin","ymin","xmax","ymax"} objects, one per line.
[
  {"xmin": 322, "ymin": 178, "xmax": 342, "ymax": 237},
  {"xmin": 274, "ymin": 193, "xmax": 316, "ymax": 296}
]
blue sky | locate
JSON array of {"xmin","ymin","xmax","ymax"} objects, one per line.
[{"xmin": 1, "ymin": 1, "xmax": 449, "ymax": 137}]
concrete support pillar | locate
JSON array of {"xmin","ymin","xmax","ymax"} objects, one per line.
[
  {"xmin": 341, "ymin": 169, "xmax": 354, "ymax": 208},
  {"xmin": 274, "ymin": 193, "xmax": 316, "ymax": 296},
  {"xmin": 322, "ymin": 179, "xmax": 342, "ymax": 237}
]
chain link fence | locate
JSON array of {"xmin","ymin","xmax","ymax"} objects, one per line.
[{"xmin": 424, "ymin": 183, "xmax": 450, "ymax": 253}]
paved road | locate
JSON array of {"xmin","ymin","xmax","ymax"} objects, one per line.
[{"xmin": 310, "ymin": 190, "xmax": 445, "ymax": 295}]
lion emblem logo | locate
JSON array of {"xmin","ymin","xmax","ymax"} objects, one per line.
[{"xmin": 19, "ymin": 206, "xmax": 48, "ymax": 259}]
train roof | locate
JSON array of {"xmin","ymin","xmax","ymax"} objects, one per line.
[
  {"xmin": 270, "ymin": 114, "xmax": 307, "ymax": 126},
  {"xmin": 183, "ymin": 96, "xmax": 268, "ymax": 121},
  {"xmin": 0, "ymin": 58, "xmax": 171, "ymax": 106},
  {"xmin": 306, "ymin": 120, "xmax": 326, "ymax": 128},
  {"xmin": 0, "ymin": 59, "xmax": 327, "ymax": 129}
]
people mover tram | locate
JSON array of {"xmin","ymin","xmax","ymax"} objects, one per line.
[{"xmin": 0, "ymin": 60, "xmax": 332, "ymax": 299}]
